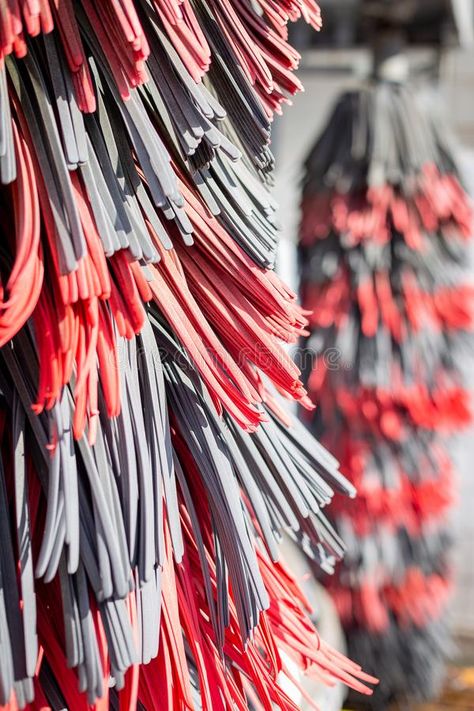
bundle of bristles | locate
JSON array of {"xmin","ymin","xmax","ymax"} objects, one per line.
[
  {"xmin": 0, "ymin": 2, "xmax": 379, "ymax": 710},
  {"xmin": 299, "ymin": 82, "xmax": 473, "ymax": 708}
]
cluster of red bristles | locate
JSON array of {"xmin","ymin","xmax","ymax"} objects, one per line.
[
  {"xmin": 0, "ymin": 0, "xmax": 320, "ymax": 111},
  {"xmin": 0, "ymin": 451, "xmax": 374, "ymax": 711},
  {"xmin": 0, "ymin": 2, "xmax": 382, "ymax": 711},
  {"xmin": 300, "ymin": 165, "xmax": 472, "ymax": 250}
]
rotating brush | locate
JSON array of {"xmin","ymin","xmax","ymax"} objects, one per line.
[
  {"xmin": 299, "ymin": 79, "xmax": 473, "ymax": 708},
  {"xmin": 0, "ymin": 1, "xmax": 380, "ymax": 710}
]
